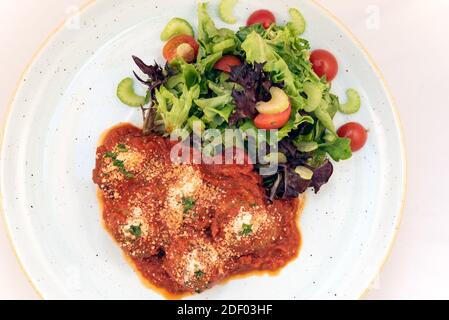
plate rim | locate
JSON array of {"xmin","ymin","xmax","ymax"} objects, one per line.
[{"xmin": 0, "ymin": 0, "xmax": 407, "ymax": 300}]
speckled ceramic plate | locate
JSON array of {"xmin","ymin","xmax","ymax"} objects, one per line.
[{"xmin": 0, "ymin": 0, "xmax": 405, "ymax": 299}]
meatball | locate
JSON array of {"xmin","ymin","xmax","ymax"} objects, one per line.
[
  {"xmin": 163, "ymin": 235, "xmax": 224, "ymax": 293},
  {"xmin": 217, "ymin": 204, "xmax": 283, "ymax": 257},
  {"xmin": 109, "ymin": 185, "xmax": 171, "ymax": 259}
]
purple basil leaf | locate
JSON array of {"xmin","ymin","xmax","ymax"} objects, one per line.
[
  {"xmin": 132, "ymin": 56, "xmax": 167, "ymax": 98},
  {"xmin": 310, "ymin": 160, "xmax": 334, "ymax": 193},
  {"xmin": 227, "ymin": 62, "xmax": 274, "ymax": 124},
  {"xmin": 229, "ymin": 89, "xmax": 258, "ymax": 124},
  {"xmin": 281, "ymin": 166, "xmax": 311, "ymax": 198}
]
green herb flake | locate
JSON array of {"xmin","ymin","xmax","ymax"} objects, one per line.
[
  {"xmin": 105, "ymin": 156, "xmax": 134, "ymax": 180},
  {"xmin": 240, "ymin": 223, "xmax": 253, "ymax": 237},
  {"xmin": 129, "ymin": 224, "xmax": 142, "ymax": 237},
  {"xmin": 116, "ymin": 143, "xmax": 128, "ymax": 152},
  {"xmin": 182, "ymin": 196, "xmax": 196, "ymax": 214},
  {"xmin": 113, "ymin": 159, "xmax": 125, "ymax": 168},
  {"xmin": 104, "ymin": 151, "xmax": 118, "ymax": 159},
  {"xmin": 121, "ymin": 170, "xmax": 135, "ymax": 179},
  {"xmin": 194, "ymin": 269, "xmax": 205, "ymax": 279}
]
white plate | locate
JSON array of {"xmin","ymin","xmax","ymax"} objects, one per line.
[{"xmin": 0, "ymin": 0, "xmax": 406, "ymax": 299}]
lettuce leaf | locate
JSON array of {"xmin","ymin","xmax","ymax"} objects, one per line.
[
  {"xmin": 320, "ymin": 137, "xmax": 352, "ymax": 162},
  {"xmin": 155, "ymin": 84, "xmax": 200, "ymax": 133},
  {"xmin": 196, "ymin": 51, "xmax": 223, "ymax": 74},
  {"xmin": 197, "ymin": 3, "xmax": 238, "ymax": 57},
  {"xmin": 241, "ymin": 31, "xmax": 303, "ymax": 111},
  {"xmin": 276, "ymin": 113, "xmax": 314, "ymax": 141},
  {"xmin": 198, "ymin": 3, "xmax": 219, "ymax": 49},
  {"xmin": 227, "ymin": 62, "xmax": 273, "ymax": 124},
  {"xmin": 194, "ymin": 93, "xmax": 234, "ymax": 125},
  {"xmin": 310, "ymin": 160, "xmax": 333, "ymax": 193},
  {"xmin": 236, "ymin": 24, "xmax": 266, "ymax": 42}
]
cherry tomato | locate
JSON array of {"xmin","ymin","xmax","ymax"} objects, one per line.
[
  {"xmin": 254, "ymin": 105, "xmax": 292, "ymax": 130},
  {"xmin": 163, "ymin": 35, "xmax": 199, "ymax": 62},
  {"xmin": 337, "ymin": 122, "xmax": 368, "ymax": 152},
  {"xmin": 214, "ymin": 55, "xmax": 242, "ymax": 73},
  {"xmin": 247, "ymin": 9, "xmax": 276, "ymax": 29},
  {"xmin": 310, "ymin": 49, "xmax": 339, "ymax": 82}
]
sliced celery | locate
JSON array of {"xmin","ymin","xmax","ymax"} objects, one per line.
[{"xmin": 338, "ymin": 88, "xmax": 361, "ymax": 114}]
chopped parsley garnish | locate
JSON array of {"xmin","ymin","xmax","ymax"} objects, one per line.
[
  {"xmin": 250, "ymin": 203, "xmax": 258, "ymax": 208},
  {"xmin": 129, "ymin": 224, "xmax": 142, "ymax": 237},
  {"xmin": 113, "ymin": 159, "xmax": 134, "ymax": 178},
  {"xmin": 103, "ymin": 151, "xmax": 134, "ymax": 179},
  {"xmin": 240, "ymin": 223, "xmax": 253, "ymax": 237},
  {"xmin": 113, "ymin": 159, "xmax": 125, "ymax": 168},
  {"xmin": 116, "ymin": 143, "xmax": 128, "ymax": 152},
  {"xmin": 194, "ymin": 269, "xmax": 205, "ymax": 279},
  {"xmin": 122, "ymin": 171, "xmax": 135, "ymax": 179},
  {"xmin": 182, "ymin": 196, "xmax": 196, "ymax": 214},
  {"xmin": 104, "ymin": 151, "xmax": 118, "ymax": 159}
]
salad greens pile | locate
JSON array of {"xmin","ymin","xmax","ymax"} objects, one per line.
[{"xmin": 116, "ymin": 2, "xmax": 361, "ymax": 200}]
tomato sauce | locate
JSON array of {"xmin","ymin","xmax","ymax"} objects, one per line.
[{"xmin": 93, "ymin": 123, "xmax": 303, "ymax": 298}]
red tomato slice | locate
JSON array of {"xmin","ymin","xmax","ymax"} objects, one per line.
[
  {"xmin": 337, "ymin": 122, "xmax": 368, "ymax": 152},
  {"xmin": 247, "ymin": 9, "xmax": 276, "ymax": 29},
  {"xmin": 254, "ymin": 105, "xmax": 292, "ymax": 130},
  {"xmin": 310, "ymin": 49, "xmax": 339, "ymax": 82},
  {"xmin": 163, "ymin": 35, "xmax": 199, "ymax": 62},
  {"xmin": 214, "ymin": 55, "xmax": 242, "ymax": 73}
]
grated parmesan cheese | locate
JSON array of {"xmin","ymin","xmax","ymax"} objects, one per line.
[
  {"xmin": 121, "ymin": 207, "xmax": 150, "ymax": 241},
  {"xmin": 116, "ymin": 150, "xmax": 144, "ymax": 172},
  {"xmin": 164, "ymin": 165, "xmax": 203, "ymax": 233}
]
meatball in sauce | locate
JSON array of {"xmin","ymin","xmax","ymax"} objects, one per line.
[{"xmin": 93, "ymin": 124, "xmax": 303, "ymax": 297}]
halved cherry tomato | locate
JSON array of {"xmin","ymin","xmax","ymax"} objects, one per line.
[
  {"xmin": 214, "ymin": 55, "xmax": 242, "ymax": 73},
  {"xmin": 247, "ymin": 9, "xmax": 276, "ymax": 29},
  {"xmin": 163, "ymin": 35, "xmax": 199, "ymax": 62},
  {"xmin": 254, "ymin": 105, "xmax": 292, "ymax": 130},
  {"xmin": 337, "ymin": 122, "xmax": 368, "ymax": 152},
  {"xmin": 310, "ymin": 49, "xmax": 339, "ymax": 82}
]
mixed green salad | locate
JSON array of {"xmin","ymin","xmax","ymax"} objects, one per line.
[{"xmin": 116, "ymin": 1, "xmax": 367, "ymax": 201}]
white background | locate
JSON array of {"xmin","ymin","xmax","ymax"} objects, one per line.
[{"xmin": 1, "ymin": 0, "xmax": 448, "ymax": 300}]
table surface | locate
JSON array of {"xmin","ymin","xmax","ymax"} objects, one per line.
[{"xmin": 1, "ymin": 0, "xmax": 448, "ymax": 300}]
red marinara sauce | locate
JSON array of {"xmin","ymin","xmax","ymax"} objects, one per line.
[{"xmin": 93, "ymin": 123, "xmax": 303, "ymax": 298}]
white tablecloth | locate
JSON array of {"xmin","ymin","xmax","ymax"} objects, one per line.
[{"xmin": 1, "ymin": 0, "xmax": 448, "ymax": 299}]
